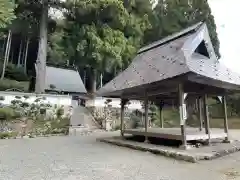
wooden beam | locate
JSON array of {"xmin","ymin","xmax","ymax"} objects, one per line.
[
  {"xmin": 144, "ymin": 92, "xmax": 149, "ymax": 143},
  {"xmin": 159, "ymin": 105, "xmax": 164, "ymax": 128},
  {"xmin": 198, "ymin": 97, "xmax": 203, "ymax": 131},
  {"xmin": 120, "ymin": 99, "xmax": 125, "ymax": 138}
]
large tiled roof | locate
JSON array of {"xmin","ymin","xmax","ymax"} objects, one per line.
[
  {"xmin": 97, "ymin": 22, "xmax": 240, "ymax": 97},
  {"xmin": 45, "ymin": 66, "xmax": 87, "ymax": 94}
]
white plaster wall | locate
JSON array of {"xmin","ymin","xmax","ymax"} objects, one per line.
[
  {"xmin": 86, "ymin": 97, "xmax": 142, "ymax": 110},
  {"xmin": 0, "ymin": 91, "xmax": 72, "ymax": 107}
]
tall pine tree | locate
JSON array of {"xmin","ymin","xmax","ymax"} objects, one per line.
[{"xmin": 145, "ymin": 0, "xmax": 220, "ymax": 58}]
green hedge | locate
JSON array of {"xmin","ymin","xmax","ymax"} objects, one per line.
[
  {"xmin": 0, "ymin": 79, "xmax": 29, "ymax": 91},
  {"xmin": 0, "ymin": 107, "xmax": 14, "ymax": 120},
  {"xmin": 0, "ymin": 132, "xmax": 18, "ymax": 139}
]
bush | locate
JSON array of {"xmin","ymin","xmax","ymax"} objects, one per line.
[
  {"xmin": 3, "ymin": 63, "xmax": 29, "ymax": 81},
  {"xmin": 129, "ymin": 113, "xmax": 141, "ymax": 128},
  {"xmin": 0, "ymin": 79, "xmax": 29, "ymax": 91},
  {"xmin": 56, "ymin": 107, "xmax": 64, "ymax": 118},
  {"xmin": 0, "ymin": 96, "xmax": 5, "ymax": 101},
  {"xmin": 0, "ymin": 107, "xmax": 14, "ymax": 121},
  {"xmin": 0, "ymin": 132, "xmax": 18, "ymax": 139},
  {"xmin": 23, "ymin": 95, "xmax": 29, "ymax": 99},
  {"xmin": 39, "ymin": 108, "xmax": 46, "ymax": 115},
  {"xmin": 0, "ymin": 132, "xmax": 11, "ymax": 139}
]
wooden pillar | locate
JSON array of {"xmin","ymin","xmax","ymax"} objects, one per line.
[
  {"xmin": 198, "ymin": 97, "xmax": 203, "ymax": 131},
  {"xmin": 203, "ymin": 94, "xmax": 211, "ymax": 144},
  {"xmin": 178, "ymin": 84, "xmax": 187, "ymax": 148},
  {"xmin": 222, "ymin": 95, "xmax": 229, "ymax": 141},
  {"xmin": 159, "ymin": 106, "xmax": 164, "ymax": 128},
  {"xmin": 120, "ymin": 99, "xmax": 126, "ymax": 137},
  {"xmin": 144, "ymin": 93, "xmax": 149, "ymax": 143}
]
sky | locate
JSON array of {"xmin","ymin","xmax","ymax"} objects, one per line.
[{"xmin": 209, "ymin": 0, "xmax": 240, "ymax": 73}]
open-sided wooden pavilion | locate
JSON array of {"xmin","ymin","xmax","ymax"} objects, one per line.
[{"xmin": 97, "ymin": 22, "xmax": 240, "ymax": 149}]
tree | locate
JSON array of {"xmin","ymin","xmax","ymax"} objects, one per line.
[
  {"xmin": 0, "ymin": 0, "xmax": 15, "ymax": 79},
  {"xmin": 145, "ymin": 0, "xmax": 220, "ymax": 58},
  {"xmin": 48, "ymin": 19, "xmax": 68, "ymax": 66},
  {"xmin": 14, "ymin": 0, "xmax": 65, "ymax": 93},
  {"xmin": 63, "ymin": 0, "xmax": 152, "ymax": 93},
  {"xmin": 0, "ymin": 0, "xmax": 16, "ymax": 29}
]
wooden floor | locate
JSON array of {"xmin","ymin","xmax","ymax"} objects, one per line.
[{"xmin": 124, "ymin": 128, "xmax": 227, "ymax": 141}]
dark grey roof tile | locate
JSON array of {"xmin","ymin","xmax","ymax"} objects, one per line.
[
  {"xmin": 45, "ymin": 66, "xmax": 87, "ymax": 93},
  {"xmin": 97, "ymin": 22, "xmax": 240, "ymax": 97}
]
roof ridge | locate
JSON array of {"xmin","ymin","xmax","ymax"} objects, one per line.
[{"xmin": 138, "ymin": 21, "xmax": 203, "ymax": 54}]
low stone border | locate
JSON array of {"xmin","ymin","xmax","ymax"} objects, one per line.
[
  {"xmin": 2, "ymin": 133, "xmax": 67, "ymax": 140},
  {"xmin": 97, "ymin": 137, "xmax": 240, "ymax": 163},
  {"xmin": 98, "ymin": 137, "xmax": 197, "ymax": 163}
]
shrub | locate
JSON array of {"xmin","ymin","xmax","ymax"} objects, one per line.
[
  {"xmin": 0, "ymin": 132, "xmax": 11, "ymax": 139},
  {"xmin": 130, "ymin": 113, "xmax": 141, "ymax": 128},
  {"xmin": 0, "ymin": 96, "xmax": 5, "ymax": 101},
  {"xmin": 0, "ymin": 108, "xmax": 14, "ymax": 121},
  {"xmin": 49, "ymin": 84, "xmax": 56, "ymax": 89},
  {"xmin": 12, "ymin": 110, "xmax": 22, "ymax": 119},
  {"xmin": 0, "ymin": 79, "xmax": 29, "ymax": 91},
  {"xmin": 15, "ymin": 96, "xmax": 22, "ymax": 99},
  {"xmin": 23, "ymin": 95, "xmax": 29, "ymax": 99},
  {"xmin": 39, "ymin": 108, "xmax": 46, "ymax": 115},
  {"xmin": 4, "ymin": 63, "xmax": 29, "ymax": 81},
  {"xmin": 56, "ymin": 107, "xmax": 64, "ymax": 118}
]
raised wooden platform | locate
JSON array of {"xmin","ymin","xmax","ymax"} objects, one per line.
[{"xmin": 124, "ymin": 128, "xmax": 227, "ymax": 141}]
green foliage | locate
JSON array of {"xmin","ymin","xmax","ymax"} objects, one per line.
[
  {"xmin": 5, "ymin": 64, "xmax": 29, "ymax": 81},
  {"xmin": 63, "ymin": 0, "xmax": 152, "ymax": 74},
  {"xmin": 0, "ymin": 107, "xmax": 14, "ymax": 121},
  {"xmin": 48, "ymin": 21, "xmax": 68, "ymax": 66},
  {"xmin": 15, "ymin": 95, "xmax": 21, "ymax": 99},
  {"xmin": 129, "ymin": 112, "xmax": 142, "ymax": 128},
  {"xmin": 0, "ymin": 79, "xmax": 29, "ymax": 91},
  {"xmin": 145, "ymin": 0, "xmax": 220, "ymax": 58},
  {"xmin": 0, "ymin": 0, "xmax": 16, "ymax": 28},
  {"xmin": 155, "ymin": 108, "xmax": 179, "ymax": 127},
  {"xmin": 33, "ymin": 117, "xmax": 70, "ymax": 135},
  {"xmin": 23, "ymin": 95, "xmax": 29, "ymax": 99},
  {"xmin": 0, "ymin": 63, "xmax": 29, "ymax": 82},
  {"xmin": 51, "ymin": 117, "xmax": 70, "ymax": 133},
  {"xmin": 0, "ymin": 96, "xmax": 5, "ymax": 101},
  {"xmin": 49, "ymin": 84, "xmax": 56, "ymax": 89},
  {"xmin": 39, "ymin": 107, "xmax": 46, "ymax": 115},
  {"xmin": 149, "ymin": 104, "xmax": 159, "ymax": 122},
  {"xmin": 0, "ymin": 131, "xmax": 18, "ymax": 139},
  {"xmin": 56, "ymin": 107, "xmax": 64, "ymax": 118}
]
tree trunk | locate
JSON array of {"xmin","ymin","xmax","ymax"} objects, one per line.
[
  {"xmin": 24, "ymin": 38, "xmax": 29, "ymax": 73},
  {"xmin": 1, "ymin": 30, "xmax": 12, "ymax": 80},
  {"xmin": 17, "ymin": 39, "xmax": 23, "ymax": 67},
  {"xmin": 83, "ymin": 69, "xmax": 86, "ymax": 86},
  {"xmin": 35, "ymin": 3, "xmax": 48, "ymax": 93},
  {"xmin": 91, "ymin": 69, "xmax": 97, "ymax": 95},
  {"xmin": 10, "ymin": 47, "xmax": 14, "ymax": 63},
  {"xmin": 1, "ymin": 37, "xmax": 6, "ymax": 58},
  {"xmin": 100, "ymin": 73, "xmax": 103, "ymax": 88}
]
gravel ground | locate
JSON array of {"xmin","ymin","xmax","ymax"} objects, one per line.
[{"xmin": 0, "ymin": 131, "xmax": 240, "ymax": 180}]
